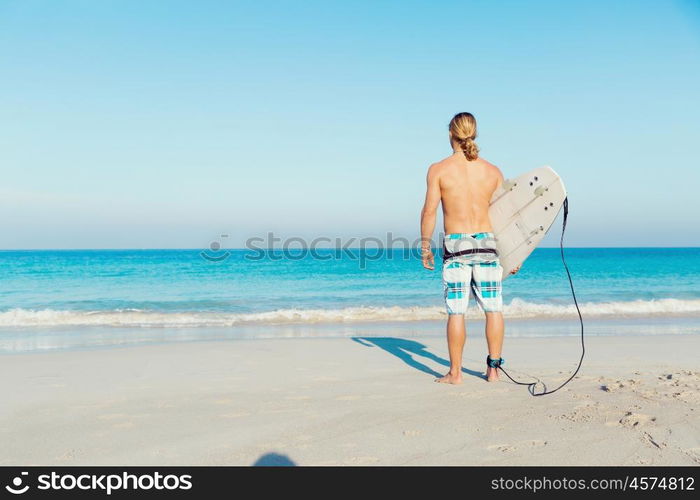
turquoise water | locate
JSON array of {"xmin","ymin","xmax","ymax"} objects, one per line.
[
  {"xmin": 0, "ymin": 247, "xmax": 698, "ymax": 351},
  {"xmin": 0, "ymin": 248, "xmax": 698, "ymax": 327}
]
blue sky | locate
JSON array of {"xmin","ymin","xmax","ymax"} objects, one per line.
[{"xmin": 1, "ymin": 0, "xmax": 699, "ymax": 249}]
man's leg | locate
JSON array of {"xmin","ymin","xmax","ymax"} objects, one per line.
[
  {"xmin": 484, "ymin": 311, "xmax": 504, "ymax": 382},
  {"xmin": 472, "ymin": 257, "xmax": 504, "ymax": 383},
  {"xmin": 436, "ymin": 314, "xmax": 465, "ymax": 384}
]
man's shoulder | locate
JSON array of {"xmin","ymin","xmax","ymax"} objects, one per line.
[
  {"xmin": 426, "ymin": 157, "xmax": 451, "ymax": 177},
  {"xmin": 427, "ymin": 155, "xmax": 503, "ymax": 179},
  {"xmin": 428, "ymin": 154, "xmax": 458, "ymax": 173},
  {"xmin": 478, "ymin": 158, "xmax": 504, "ymax": 178}
]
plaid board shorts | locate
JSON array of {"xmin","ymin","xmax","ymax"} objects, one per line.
[{"xmin": 442, "ymin": 232, "xmax": 503, "ymax": 314}]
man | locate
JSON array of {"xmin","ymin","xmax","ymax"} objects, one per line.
[{"xmin": 420, "ymin": 112, "xmax": 518, "ymax": 384}]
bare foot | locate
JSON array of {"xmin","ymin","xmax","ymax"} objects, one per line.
[
  {"xmin": 436, "ymin": 372, "xmax": 463, "ymax": 384},
  {"xmin": 486, "ymin": 366, "xmax": 500, "ymax": 382}
]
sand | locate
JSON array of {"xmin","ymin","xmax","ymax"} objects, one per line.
[{"xmin": 0, "ymin": 332, "xmax": 698, "ymax": 465}]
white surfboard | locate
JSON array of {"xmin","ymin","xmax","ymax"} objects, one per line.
[{"xmin": 489, "ymin": 166, "xmax": 567, "ymax": 279}]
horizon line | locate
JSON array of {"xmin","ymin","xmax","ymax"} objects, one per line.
[{"xmin": 0, "ymin": 246, "xmax": 699, "ymax": 251}]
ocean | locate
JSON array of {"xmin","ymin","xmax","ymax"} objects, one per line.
[{"xmin": 0, "ymin": 248, "xmax": 698, "ymax": 352}]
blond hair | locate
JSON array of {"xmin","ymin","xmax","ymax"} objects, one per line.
[{"xmin": 449, "ymin": 112, "xmax": 479, "ymax": 161}]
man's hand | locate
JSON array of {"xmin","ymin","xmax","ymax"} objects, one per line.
[
  {"xmin": 420, "ymin": 165, "xmax": 440, "ymax": 272},
  {"xmin": 509, "ymin": 265, "xmax": 521, "ymax": 275},
  {"xmin": 422, "ymin": 247, "xmax": 435, "ymax": 270}
]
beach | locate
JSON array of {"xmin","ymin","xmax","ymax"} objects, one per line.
[
  {"xmin": 1, "ymin": 248, "xmax": 698, "ymax": 465},
  {"xmin": 2, "ymin": 0, "xmax": 699, "ymax": 476},
  {"xmin": 2, "ymin": 330, "xmax": 698, "ymax": 466}
]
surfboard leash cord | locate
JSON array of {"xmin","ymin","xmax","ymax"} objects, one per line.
[{"xmin": 495, "ymin": 197, "xmax": 586, "ymax": 396}]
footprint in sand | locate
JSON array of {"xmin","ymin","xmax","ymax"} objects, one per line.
[
  {"xmin": 553, "ymin": 402, "xmax": 601, "ymax": 423},
  {"xmin": 659, "ymin": 371, "xmax": 700, "ymax": 385},
  {"xmin": 642, "ymin": 432, "xmax": 666, "ymax": 449},
  {"xmin": 660, "ymin": 371, "xmax": 697, "ymax": 381},
  {"xmin": 619, "ymin": 412, "xmax": 656, "ymax": 428},
  {"xmin": 600, "ymin": 379, "xmax": 640, "ymax": 393},
  {"xmin": 657, "ymin": 371, "xmax": 700, "ymax": 404}
]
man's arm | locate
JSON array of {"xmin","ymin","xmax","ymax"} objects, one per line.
[
  {"xmin": 420, "ymin": 165, "xmax": 441, "ymax": 270},
  {"xmin": 494, "ymin": 165, "xmax": 505, "ymax": 191}
]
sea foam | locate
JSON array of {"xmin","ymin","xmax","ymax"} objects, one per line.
[{"xmin": 1, "ymin": 298, "xmax": 699, "ymax": 327}]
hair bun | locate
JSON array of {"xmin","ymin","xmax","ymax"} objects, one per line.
[{"xmin": 449, "ymin": 113, "xmax": 479, "ymax": 160}]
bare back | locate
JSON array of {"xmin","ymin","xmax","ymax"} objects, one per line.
[{"xmin": 429, "ymin": 154, "xmax": 503, "ymax": 234}]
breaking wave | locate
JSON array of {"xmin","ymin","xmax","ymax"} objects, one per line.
[{"xmin": 1, "ymin": 298, "xmax": 699, "ymax": 327}]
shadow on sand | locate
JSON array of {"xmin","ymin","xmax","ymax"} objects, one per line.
[
  {"xmin": 252, "ymin": 452, "xmax": 297, "ymax": 466},
  {"xmin": 352, "ymin": 337, "xmax": 484, "ymax": 380}
]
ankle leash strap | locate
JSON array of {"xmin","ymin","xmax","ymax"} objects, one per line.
[{"xmin": 486, "ymin": 356, "xmax": 504, "ymax": 368}]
